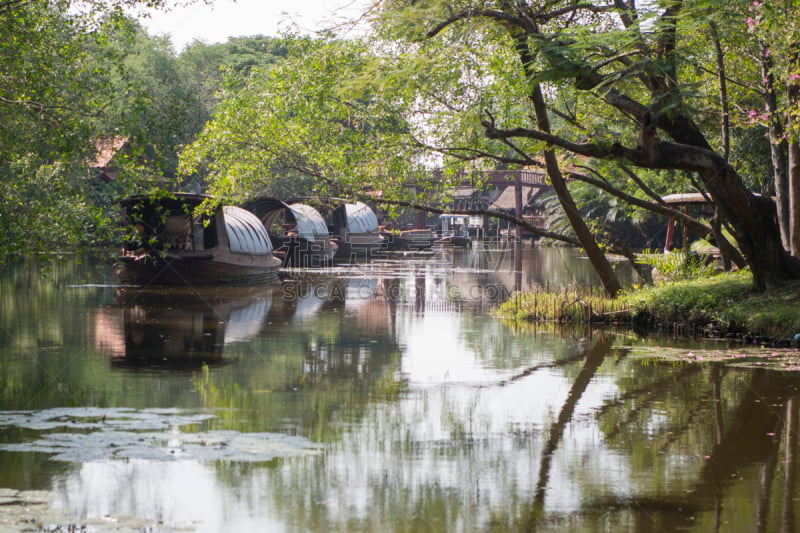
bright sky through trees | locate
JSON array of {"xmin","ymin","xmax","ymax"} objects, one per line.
[{"xmin": 140, "ymin": 0, "xmax": 370, "ymax": 50}]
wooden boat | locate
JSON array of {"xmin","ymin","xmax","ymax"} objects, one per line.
[
  {"xmin": 115, "ymin": 193, "xmax": 282, "ymax": 285},
  {"xmin": 332, "ymin": 201, "xmax": 386, "ymax": 259},
  {"xmin": 380, "ymin": 227, "xmax": 435, "ymax": 251},
  {"xmin": 434, "ymin": 214, "xmax": 472, "ymax": 248},
  {"xmin": 242, "ymin": 197, "xmax": 337, "ymax": 267}
]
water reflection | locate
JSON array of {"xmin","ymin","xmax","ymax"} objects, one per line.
[
  {"xmin": 1, "ymin": 249, "xmax": 800, "ymax": 532},
  {"xmin": 103, "ymin": 285, "xmax": 279, "ymax": 369}
]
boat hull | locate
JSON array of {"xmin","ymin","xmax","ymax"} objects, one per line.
[
  {"xmin": 334, "ymin": 234, "xmax": 386, "ymax": 260},
  {"xmin": 382, "ymin": 230, "xmax": 434, "ymax": 251},
  {"xmin": 116, "ymin": 252, "xmax": 281, "ymax": 286},
  {"xmin": 270, "ymin": 235, "xmax": 337, "ymax": 268},
  {"xmin": 434, "ymin": 235, "xmax": 472, "ymax": 248}
]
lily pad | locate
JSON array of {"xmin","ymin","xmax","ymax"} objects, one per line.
[
  {"xmin": 626, "ymin": 345, "xmax": 800, "ymax": 371},
  {"xmin": 0, "ymin": 488, "xmax": 196, "ymax": 532},
  {"xmin": 0, "ymin": 407, "xmax": 215, "ymax": 431},
  {"xmin": 0, "ymin": 408, "xmax": 324, "ymax": 463}
]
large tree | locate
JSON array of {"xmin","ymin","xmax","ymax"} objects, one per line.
[
  {"xmin": 0, "ymin": 0, "xmax": 213, "ymax": 257},
  {"xmin": 180, "ymin": 37, "xmax": 423, "ymax": 200},
  {"xmin": 178, "ymin": 35, "xmax": 291, "ymax": 114},
  {"xmin": 747, "ymin": 0, "xmax": 800, "ymax": 256},
  {"xmin": 0, "ymin": 1, "xmax": 123, "ymax": 256},
  {"xmin": 182, "ymin": 0, "xmax": 800, "ymax": 292},
  {"xmin": 369, "ymin": 0, "xmax": 800, "ymax": 292}
]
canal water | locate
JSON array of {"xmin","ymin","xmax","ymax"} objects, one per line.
[{"xmin": 1, "ymin": 245, "xmax": 799, "ymax": 532}]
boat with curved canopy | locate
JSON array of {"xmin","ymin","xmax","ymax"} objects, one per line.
[
  {"xmin": 332, "ymin": 201, "xmax": 385, "ymax": 259},
  {"xmin": 242, "ymin": 197, "xmax": 337, "ymax": 267},
  {"xmin": 115, "ymin": 193, "xmax": 281, "ymax": 285}
]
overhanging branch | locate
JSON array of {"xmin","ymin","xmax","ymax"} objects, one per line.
[{"xmin": 366, "ymin": 197, "xmax": 581, "ymax": 246}]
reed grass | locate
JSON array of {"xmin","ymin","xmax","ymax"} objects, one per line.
[{"xmin": 495, "ymin": 285, "xmax": 632, "ymax": 323}]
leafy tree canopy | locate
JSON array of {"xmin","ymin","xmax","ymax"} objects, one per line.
[
  {"xmin": 0, "ymin": 0, "xmax": 210, "ymax": 258},
  {"xmin": 180, "ymin": 36, "xmax": 426, "ymax": 203}
]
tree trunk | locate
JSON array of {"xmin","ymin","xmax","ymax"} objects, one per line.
[
  {"xmin": 530, "ymin": 85, "xmax": 623, "ymax": 297},
  {"xmin": 790, "ymin": 56, "xmax": 800, "ymax": 258},
  {"xmin": 790, "ymin": 137, "xmax": 800, "ymax": 257},
  {"xmin": 612, "ymin": 3, "xmax": 800, "ymax": 290},
  {"xmin": 701, "ymin": 164, "xmax": 797, "ymax": 291},
  {"xmin": 709, "ymin": 22, "xmax": 730, "ymax": 161},
  {"xmin": 431, "ymin": 0, "xmax": 800, "ymax": 291},
  {"xmin": 761, "ymin": 42, "xmax": 791, "ymax": 250},
  {"xmin": 509, "ymin": 27, "xmax": 623, "ymax": 297},
  {"xmin": 788, "ymin": 47, "xmax": 800, "ymax": 258},
  {"xmin": 610, "ymin": 133, "xmax": 800, "ymax": 291},
  {"xmin": 642, "ymin": 108, "xmax": 800, "ymax": 290}
]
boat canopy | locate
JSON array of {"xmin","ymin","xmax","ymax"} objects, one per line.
[
  {"xmin": 224, "ymin": 298, "xmax": 273, "ymax": 346},
  {"xmin": 119, "ymin": 193, "xmax": 217, "ymax": 252},
  {"xmin": 241, "ymin": 197, "xmax": 330, "ymax": 242},
  {"xmin": 288, "ymin": 203, "xmax": 329, "ymax": 241},
  {"xmin": 338, "ymin": 202, "xmax": 379, "ymax": 233},
  {"xmin": 120, "ymin": 193, "xmax": 210, "ymax": 224},
  {"xmin": 223, "ymin": 206, "xmax": 274, "ymax": 255}
]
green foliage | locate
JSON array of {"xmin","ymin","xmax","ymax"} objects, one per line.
[
  {"xmin": 749, "ymin": 0, "xmax": 800, "ymax": 139},
  {"xmin": 94, "ymin": 22, "xmax": 205, "ymax": 180},
  {"xmin": 0, "ymin": 3, "xmax": 103, "ymax": 160},
  {"xmin": 0, "ymin": 2, "xmax": 292, "ymax": 259},
  {"xmin": 99, "ymin": 31, "xmax": 294, "ymax": 189},
  {"xmin": 500, "ymin": 268, "xmax": 800, "ymax": 341},
  {"xmin": 1, "ymin": 0, "xmax": 797, "ymax": 275},
  {"xmin": 0, "ymin": 158, "xmax": 98, "ymax": 256},
  {"xmin": 179, "ymin": 37, "xmax": 424, "ymax": 201},
  {"xmin": 178, "ymin": 35, "xmax": 291, "ymax": 113},
  {"xmin": 369, "ymin": 0, "xmax": 793, "ymax": 290},
  {"xmin": 183, "ymin": 35, "xmax": 289, "ymax": 76},
  {"xmin": 539, "ymin": 182, "xmax": 663, "ymax": 250},
  {"xmin": 620, "ymin": 270, "xmax": 754, "ymax": 326},
  {"xmin": 638, "ymin": 251, "xmax": 717, "ymax": 283},
  {"xmin": 730, "ymin": 126, "xmax": 773, "ymax": 193},
  {"xmin": 0, "ymin": 2, "xmax": 125, "ymax": 257},
  {"xmin": 614, "ymin": 270, "xmax": 800, "ymax": 341},
  {"xmin": 495, "ymin": 287, "xmax": 630, "ymax": 323}
]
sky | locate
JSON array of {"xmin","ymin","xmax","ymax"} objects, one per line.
[{"xmin": 139, "ymin": 0, "xmax": 371, "ymax": 51}]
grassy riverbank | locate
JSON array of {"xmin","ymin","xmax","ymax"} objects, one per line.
[{"xmin": 495, "ymin": 270, "xmax": 800, "ymax": 345}]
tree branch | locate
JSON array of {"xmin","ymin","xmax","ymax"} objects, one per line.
[
  {"xmin": 566, "ymin": 169, "xmax": 746, "ymax": 267},
  {"xmin": 407, "ymin": 130, "xmax": 532, "ymax": 167},
  {"xmin": 481, "ymin": 115, "xmax": 729, "ymax": 174},
  {"xmin": 426, "ymin": 8, "xmax": 525, "ymax": 38},
  {"xmin": 426, "ymin": 3, "xmax": 613, "ymax": 38},
  {"xmin": 0, "ymin": 0, "xmax": 33, "ymax": 13},
  {"xmin": 370, "ymin": 197, "xmax": 581, "ymax": 246}
]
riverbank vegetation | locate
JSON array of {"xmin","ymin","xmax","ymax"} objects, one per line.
[{"xmin": 496, "ymin": 269, "xmax": 800, "ymax": 346}]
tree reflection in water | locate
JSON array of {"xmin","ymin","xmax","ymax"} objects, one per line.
[{"xmin": 1, "ymin": 251, "xmax": 800, "ymax": 531}]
